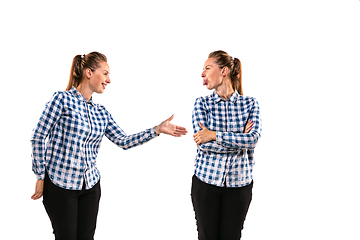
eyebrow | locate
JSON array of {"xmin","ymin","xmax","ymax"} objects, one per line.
[{"xmin": 203, "ymin": 65, "xmax": 212, "ymax": 70}]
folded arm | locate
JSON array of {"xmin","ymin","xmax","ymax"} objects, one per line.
[
  {"xmin": 192, "ymin": 97, "xmax": 262, "ymax": 152},
  {"xmin": 192, "ymin": 98, "xmax": 240, "ymax": 154},
  {"xmin": 216, "ymin": 99, "xmax": 262, "ymax": 150}
]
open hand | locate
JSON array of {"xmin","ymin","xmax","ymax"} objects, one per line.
[{"xmin": 155, "ymin": 115, "xmax": 187, "ymax": 137}]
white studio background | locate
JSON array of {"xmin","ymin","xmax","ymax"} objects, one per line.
[{"xmin": 1, "ymin": 0, "xmax": 359, "ymax": 239}]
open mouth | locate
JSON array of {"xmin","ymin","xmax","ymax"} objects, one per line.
[
  {"xmin": 101, "ymin": 83, "xmax": 107, "ymax": 89},
  {"xmin": 203, "ymin": 79, "xmax": 208, "ymax": 86}
]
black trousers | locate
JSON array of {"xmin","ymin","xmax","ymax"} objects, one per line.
[
  {"xmin": 43, "ymin": 171, "xmax": 101, "ymax": 240},
  {"xmin": 191, "ymin": 175, "xmax": 253, "ymax": 240}
]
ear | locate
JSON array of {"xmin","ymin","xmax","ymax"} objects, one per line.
[
  {"xmin": 85, "ymin": 68, "xmax": 92, "ymax": 79},
  {"xmin": 221, "ymin": 67, "xmax": 228, "ymax": 77}
]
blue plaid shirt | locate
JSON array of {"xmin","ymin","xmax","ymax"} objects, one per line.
[
  {"xmin": 192, "ymin": 91, "xmax": 262, "ymax": 188},
  {"xmin": 31, "ymin": 87, "xmax": 158, "ymax": 190}
]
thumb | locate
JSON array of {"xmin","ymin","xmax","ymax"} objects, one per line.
[
  {"xmin": 199, "ymin": 122, "xmax": 207, "ymax": 129},
  {"xmin": 167, "ymin": 114, "xmax": 174, "ymax": 122}
]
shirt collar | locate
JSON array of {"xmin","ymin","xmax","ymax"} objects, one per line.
[
  {"xmin": 69, "ymin": 87, "xmax": 95, "ymax": 106},
  {"xmin": 212, "ymin": 90, "xmax": 240, "ymax": 104}
]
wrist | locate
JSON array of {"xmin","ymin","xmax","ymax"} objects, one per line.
[
  {"xmin": 212, "ymin": 131, "xmax": 217, "ymax": 141},
  {"xmin": 155, "ymin": 125, "xmax": 160, "ymax": 135}
]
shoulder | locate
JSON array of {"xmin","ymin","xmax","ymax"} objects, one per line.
[
  {"xmin": 46, "ymin": 90, "xmax": 65, "ymax": 105},
  {"xmin": 193, "ymin": 96, "xmax": 209, "ymax": 111},
  {"xmin": 48, "ymin": 90, "xmax": 79, "ymax": 106},
  {"xmin": 94, "ymin": 103, "xmax": 107, "ymax": 112},
  {"xmin": 194, "ymin": 92, "xmax": 213, "ymax": 105},
  {"xmin": 93, "ymin": 103, "xmax": 110, "ymax": 118},
  {"xmin": 239, "ymin": 95, "xmax": 259, "ymax": 105},
  {"xmin": 51, "ymin": 90, "xmax": 65, "ymax": 98},
  {"xmin": 194, "ymin": 96, "xmax": 204, "ymax": 105},
  {"xmin": 240, "ymin": 96, "xmax": 261, "ymax": 115}
]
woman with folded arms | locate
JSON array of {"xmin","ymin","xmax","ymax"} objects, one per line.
[
  {"xmin": 30, "ymin": 52, "xmax": 187, "ymax": 240},
  {"xmin": 192, "ymin": 50, "xmax": 262, "ymax": 240}
]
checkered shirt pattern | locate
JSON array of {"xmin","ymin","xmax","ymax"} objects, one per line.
[
  {"xmin": 31, "ymin": 87, "xmax": 158, "ymax": 190},
  {"xmin": 192, "ymin": 91, "xmax": 262, "ymax": 188}
]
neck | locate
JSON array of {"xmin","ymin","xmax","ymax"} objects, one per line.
[
  {"xmin": 215, "ymin": 78, "xmax": 234, "ymax": 100},
  {"xmin": 76, "ymin": 82, "xmax": 93, "ymax": 101}
]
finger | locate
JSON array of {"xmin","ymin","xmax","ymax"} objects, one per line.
[
  {"xmin": 167, "ymin": 114, "xmax": 175, "ymax": 122},
  {"xmin": 246, "ymin": 127, "xmax": 252, "ymax": 133},
  {"xmin": 245, "ymin": 121, "xmax": 253, "ymax": 126},
  {"xmin": 176, "ymin": 129, "xmax": 188, "ymax": 135},
  {"xmin": 245, "ymin": 125, "xmax": 252, "ymax": 130},
  {"xmin": 194, "ymin": 134, "xmax": 200, "ymax": 140},
  {"xmin": 172, "ymin": 128, "xmax": 186, "ymax": 137},
  {"xmin": 172, "ymin": 129, "xmax": 182, "ymax": 137},
  {"xmin": 175, "ymin": 126, "xmax": 188, "ymax": 135},
  {"xmin": 176, "ymin": 126, "xmax": 187, "ymax": 131},
  {"xmin": 31, "ymin": 191, "xmax": 42, "ymax": 200},
  {"xmin": 34, "ymin": 193, "xmax": 41, "ymax": 200},
  {"xmin": 195, "ymin": 135, "xmax": 202, "ymax": 144}
]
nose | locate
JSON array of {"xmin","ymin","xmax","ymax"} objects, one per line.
[
  {"xmin": 106, "ymin": 77, "xmax": 111, "ymax": 84},
  {"xmin": 201, "ymin": 71, "xmax": 205, "ymax": 78}
]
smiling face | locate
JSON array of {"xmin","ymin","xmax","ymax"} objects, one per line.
[
  {"xmin": 201, "ymin": 57, "xmax": 224, "ymax": 90},
  {"xmin": 87, "ymin": 61, "xmax": 111, "ymax": 94}
]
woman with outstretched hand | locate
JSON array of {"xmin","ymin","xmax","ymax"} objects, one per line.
[{"xmin": 30, "ymin": 52, "xmax": 187, "ymax": 240}]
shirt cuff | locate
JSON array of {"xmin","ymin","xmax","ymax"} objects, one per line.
[
  {"xmin": 216, "ymin": 131, "xmax": 223, "ymax": 144},
  {"xmin": 35, "ymin": 172, "xmax": 45, "ymax": 181},
  {"xmin": 150, "ymin": 127, "xmax": 159, "ymax": 137}
]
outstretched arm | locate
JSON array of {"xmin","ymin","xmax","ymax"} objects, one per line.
[{"xmin": 105, "ymin": 112, "xmax": 187, "ymax": 150}]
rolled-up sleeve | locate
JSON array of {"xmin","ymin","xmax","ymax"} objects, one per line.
[
  {"xmin": 104, "ymin": 111, "xmax": 158, "ymax": 150},
  {"xmin": 192, "ymin": 97, "xmax": 240, "ymax": 153},
  {"xmin": 216, "ymin": 99, "xmax": 262, "ymax": 150}
]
